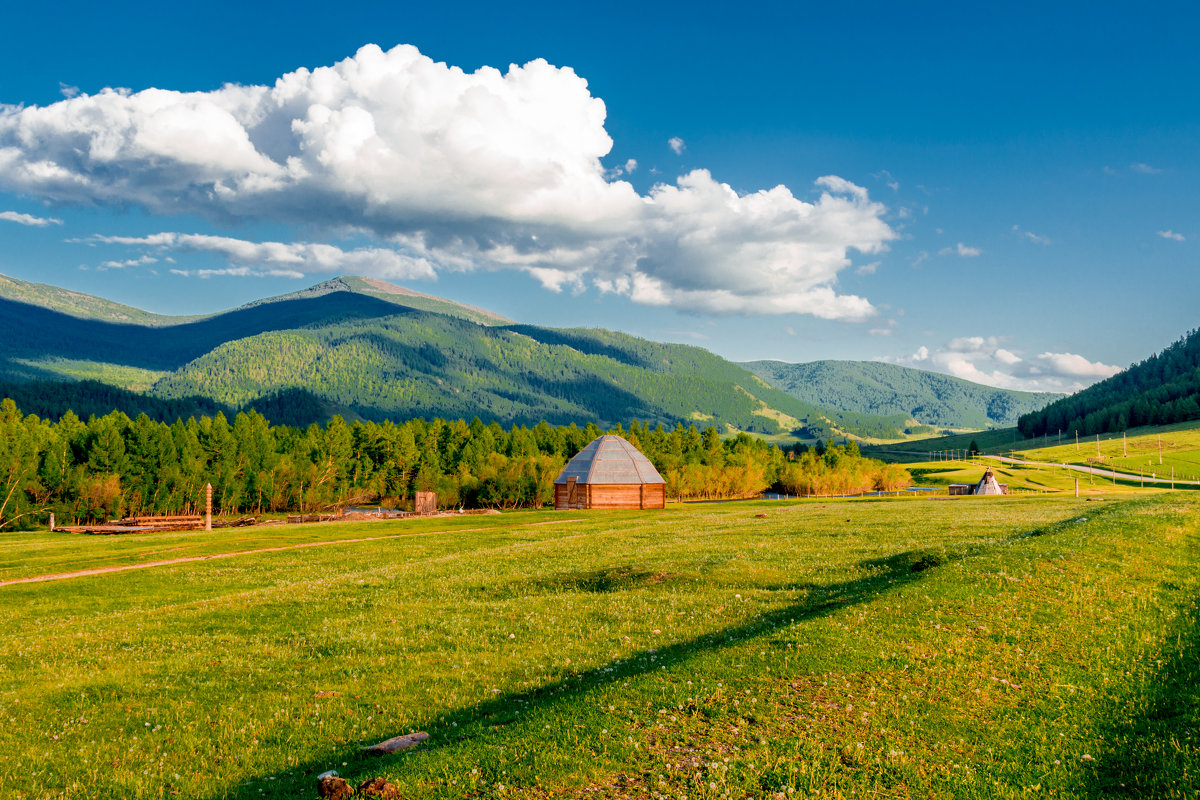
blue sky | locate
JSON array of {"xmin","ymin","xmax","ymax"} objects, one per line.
[{"xmin": 0, "ymin": 0, "xmax": 1195, "ymax": 393}]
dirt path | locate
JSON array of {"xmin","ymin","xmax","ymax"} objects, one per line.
[{"xmin": 0, "ymin": 518, "xmax": 585, "ymax": 588}]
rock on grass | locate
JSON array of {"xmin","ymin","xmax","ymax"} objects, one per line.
[
  {"xmin": 317, "ymin": 775, "xmax": 353, "ymax": 800},
  {"xmin": 357, "ymin": 777, "xmax": 401, "ymax": 798}
]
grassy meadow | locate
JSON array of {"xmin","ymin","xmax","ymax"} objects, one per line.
[
  {"xmin": 1, "ymin": 494, "xmax": 1198, "ymax": 799},
  {"xmin": 906, "ymin": 458, "xmax": 1171, "ymax": 496},
  {"xmin": 872, "ymin": 420, "xmax": 1200, "ymax": 484},
  {"xmin": 1015, "ymin": 422, "xmax": 1200, "ymax": 483}
]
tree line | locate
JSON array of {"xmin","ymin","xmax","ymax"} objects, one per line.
[{"xmin": 0, "ymin": 400, "xmax": 910, "ymax": 529}]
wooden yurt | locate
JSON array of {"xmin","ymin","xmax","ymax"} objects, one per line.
[{"xmin": 554, "ymin": 435, "xmax": 666, "ymax": 510}]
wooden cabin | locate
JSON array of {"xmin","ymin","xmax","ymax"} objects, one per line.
[{"xmin": 554, "ymin": 435, "xmax": 666, "ymax": 510}]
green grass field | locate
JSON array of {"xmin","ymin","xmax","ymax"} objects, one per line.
[
  {"xmin": 871, "ymin": 420, "xmax": 1200, "ymax": 484},
  {"xmin": 1015, "ymin": 422, "xmax": 1200, "ymax": 483},
  {"xmin": 2, "ymin": 496, "xmax": 1198, "ymax": 799}
]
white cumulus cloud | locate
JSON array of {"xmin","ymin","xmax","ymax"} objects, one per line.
[
  {"xmin": 0, "ymin": 210, "xmax": 62, "ymax": 226},
  {"xmin": 668, "ymin": 136, "xmax": 685, "ymax": 155},
  {"xmin": 0, "ymin": 44, "xmax": 896, "ymax": 319},
  {"xmin": 887, "ymin": 336, "xmax": 1119, "ymax": 393}
]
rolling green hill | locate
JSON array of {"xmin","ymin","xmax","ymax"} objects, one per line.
[
  {"xmin": 743, "ymin": 359, "xmax": 1062, "ymax": 431},
  {"xmin": 0, "ymin": 276, "xmax": 906, "ymax": 437}
]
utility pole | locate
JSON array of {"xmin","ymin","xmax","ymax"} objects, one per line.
[
  {"xmin": 1123, "ymin": 431, "xmax": 1127, "ymax": 458},
  {"xmin": 1159, "ymin": 435, "xmax": 1163, "ymax": 465},
  {"xmin": 1096, "ymin": 433, "xmax": 1101, "ymax": 458},
  {"xmin": 1075, "ymin": 430, "xmax": 1079, "ymax": 451}
]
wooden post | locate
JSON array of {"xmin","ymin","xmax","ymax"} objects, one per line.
[
  {"xmin": 1123, "ymin": 431, "xmax": 1127, "ymax": 458},
  {"xmin": 1172, "ymin": 467, "xmax": 1175, "ymax": 490},
  {"xmin": 1159, "ymin": 435, "xmax": 1163, "ymax": 465},
  {"xmin": 49, "ymin": 512, "xmax": 55, "ymax": 531},
  {"xmin": 205, "ymin": 483, "xmax": 212, "ymax": 531},
  {"xmin": 1096, "ymin": 433, "xmax": 1100, "ymax": 458},
  {"xmin": 1074, "ymin": 478, "xmax": 1079, "ymax": 498}
]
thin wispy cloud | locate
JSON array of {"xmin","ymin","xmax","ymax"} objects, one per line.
[
  {"xmin": 868, "ymin": 319, "xmax": 898, "ymax": 337},
  {"xmin": 1130, "ymin": 162, "xmax": 1163, "ymax": 175},
  {"xmin": 0, "ymin": 44, "xmax": 896, "ymax": 320},
  {"xmin": 668, "ymin": 136, "xmax": 685, "ymax": 155},
  {"xmin": 0, "ymin": 210, "xmax": 62, "ymax": 227},
  {"xmin": 87, "ymin": 233, "xmax": 438, "ymax": 280},
  {"xmin": 1157, "ymin": 229, "xmax": 1186, "ymax": 242},
  {"xmin": 938, "ymin": 242, "xmax": 981, "ymax": 257},
  {"xmin": 872, "ymin": 169, "xmax": 900, "ymax": 192},
  {"xmin": 1012, "ymin": 224, "xmax": 1050, "ymax": 245}
]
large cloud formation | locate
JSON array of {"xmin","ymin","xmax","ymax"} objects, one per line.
[{"xmin": 0, "ymin": 44, "xmax": 894, "ymax": 318}]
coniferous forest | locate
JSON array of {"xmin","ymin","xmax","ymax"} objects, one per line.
[
  {"xmin": 0, "ymin": 400, "xmax": 909, "ymax": 530},
  {"xmin": 1018, "ymin": 328, "xmax": 1200, "ymax": 438}
]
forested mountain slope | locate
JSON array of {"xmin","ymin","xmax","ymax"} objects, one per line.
[
  {"xmin": 0, "ymin": 272, "xmax": 191, "ymax": 326},
  {"xmin": 0, "ymin": 275, "xmax": 909, "ymax": 437},
  {"xmin": 744, "ymin": 359, "xmax": 1062, "ymax": 430},
  {"xmin": 1018, "ymin": 328, "xmax": 1200, "ymax": 437}
]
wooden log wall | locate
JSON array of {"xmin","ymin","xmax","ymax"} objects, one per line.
[{"xmin": 554, "ymin": 483, "xmax": 665, "ymax": 510}]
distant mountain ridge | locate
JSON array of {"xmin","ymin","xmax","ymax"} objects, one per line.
[
  {"xmin": 0, "ymin": 275, "xmax": 863, "ymax": 437},
  {"xmin": 0, "ymin": 272, "xmax": 196, "ymax": 326},
  {"xmin": 239, "ymin": 275, "xmax": 512, "ymax": 325},
  {"xmin": 0, "ymin": 274, "xmax": 1057, "ymax": 438},
  {"xmin": 743, "ymin": 359, "xmax": 1063, "ymax": 430}
]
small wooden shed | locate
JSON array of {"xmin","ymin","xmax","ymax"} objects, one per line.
[{"xmin": 554, "ymin": 435, "xmax": 666, "ymax": 510}]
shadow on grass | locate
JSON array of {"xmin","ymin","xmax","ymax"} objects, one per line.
[
  {"xmin": 207, "ymin": 547, "xmax": 956, "ymax": 799},
  {"xmin": 1084, "ymin": 593, "xmax": 1200, "ymax": 798}
]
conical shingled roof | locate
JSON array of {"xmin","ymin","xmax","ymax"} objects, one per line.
[{"xmin": 554, "ymin": 435, "xmax": 665, "ymax": 485}]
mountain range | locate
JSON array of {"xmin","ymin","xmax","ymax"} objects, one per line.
[
  {"xmin": 743, "ymin": 359, "xmax": 1062, "ymax": 431},
  {"xmin": 0, "ymin": 273, "xmax": 1061, "ymax": 438}
]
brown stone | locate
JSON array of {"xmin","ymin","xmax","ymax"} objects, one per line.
[
  {"xmin": 357, "ymin": 777, "xmax": 401, "ymax": 798},
  {"xmin": 363, "ymin": 731, "xmax": 429, "ymax": 755},
  {"xmin": 317, "ymin": 775, "xmax": 353, "ymax": 800}
]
